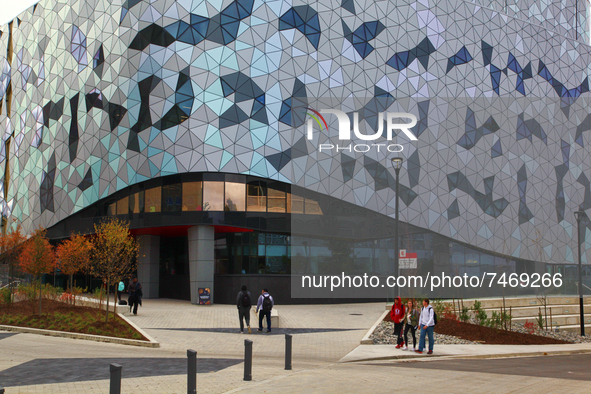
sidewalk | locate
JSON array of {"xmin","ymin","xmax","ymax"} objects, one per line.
[{"xmin": 340, "ymin": 343, "xmax": 591, "ymax": 362}]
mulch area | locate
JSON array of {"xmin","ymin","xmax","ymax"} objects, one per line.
[
  {"xmin": 0, "ymin": 299, "xmax": 148, "ymax": 341},
  {"xmin": 434, "ymin": 318, "xmax": 570, "ymax": 345}
]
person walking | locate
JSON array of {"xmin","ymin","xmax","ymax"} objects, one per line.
[
  {"xmin": 236, "ymin": 285, "xmax": 252, "ymax": 334},
  {"xmin": 256, "ymin": 289, "xmax": 274, "ymax": 333},
  {"xmin": 417, "ymin": 298, "xmax": 435, "ymax": 354},
  {"xmin": 402, "ymin": 299, "xmax": 419, "ymax": 351},
  {"xmin": 117, "ymin": 280, "xmax": 125, "ymax": 303},
  {"xmin": 390, "ymin": 296, "xmax": 405, "ymax": 348},
  {"xmin": 128, "ymin": 276, "xmax": 142, "ymax": 315}
]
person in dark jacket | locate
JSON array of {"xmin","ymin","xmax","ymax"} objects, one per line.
[
  {"xmin": 256, "ymin": 289, "xmax": 274, "ymax": 333},
  {"xmin": 236, "ymin": 285, "xmax": 252, "ymax": 334},
  {"xmin": 390, "ymin": 296, "xmax": 405, "ymax": 348},
  {"xmin": 128, "ymin": 277, "xmax": 142, "ymax": 315}
]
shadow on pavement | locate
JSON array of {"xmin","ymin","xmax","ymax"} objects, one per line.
[
  {"xmin": 0, "ymin": 357, "xmax": 241, "ymax": 387},
  {"xmin": 148, "ymin": 327, "xmax": 360, "ymax": 335},
  {"xmin": 367, "ymin": 354, "xmax": 591, "ymax": 381}
]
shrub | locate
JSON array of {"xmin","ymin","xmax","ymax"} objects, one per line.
[
  {"xmin": 524, "ymin": 320, "xmax": 535, "ymax": 334},
  {"xmin": 472, "ymin": 300, "xmax": 488, "ymax": 325},
  {"xmin": 0, "ymin": 287, "xmax": 11, "ymax": 305},
  {"xmin": 536, "ymin": 310, "xmax": 545, "ymax": 331},
  {"xmin": 459, "ymin": 306, "xmax": 470, "ymax": 323}
]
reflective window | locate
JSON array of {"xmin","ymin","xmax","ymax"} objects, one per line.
[
  {"xmin": 106, "ymin": 202, "xmax": 116, "ymax": 216},
  {"xmin": 305, "ymin": 198, "xmax": 323, "ymax": 215},
  {"xmin": 145, "ymin": 187, "xmax": 162, "ymax": 213},
  {"xmin": 163, "ymin": 184, "xmax": 182, "ymax": 212},
  {"xmin": 225, "ymin": 182, "xmax": 245, "ymax": 211},
  {"xmin": 268, "ymin": 187, "xmax": 286, "ymax": 213},
  {"xmin": 288, "ymin": 193, "xmax": 304, "ymax": 213},
  {"xmin": 117, "ymin": 196, "xmax": 129, "ymax": 215},
  {"xmin": 247, "ymin": 181, "xmax": 266, "ymax": 212},
  {"xmin": 203, "ymin": 181, "xmax": 224, "ymax": 211},
  {"xmin": 182, "ymin": 182, "xmax": 202, "ymax": 211},
  {"xmin": 129, "ymin": 191, "xmax": 144, "ymax": 214}
]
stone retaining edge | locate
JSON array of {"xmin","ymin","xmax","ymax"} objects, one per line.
[
  {"xmin": 0, "ymin": 317, "xmax": 160, "ymax": 348},
  {"xmin": 360, "ymin": 310, "xmax": 389, "ymax": 345},
  {"xmin": 117, "ymin": 312, "xmax": 160, "ymax": 347}
]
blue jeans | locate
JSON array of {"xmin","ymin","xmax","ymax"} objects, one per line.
[{"xmin": 418, "ymin": 326, "xmax": 434, "ymax": 352}]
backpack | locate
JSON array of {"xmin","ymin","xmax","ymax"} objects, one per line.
[
  {"xmin": 262, "ymin": 294, "xmax": 272, "ymax": 312},
  {"xmin": 430, "ymin": 306, "xmax": 438, "ymax": 326},
  {"xmin": 241, "ymin": 291, "xmax": 251, "ymax": 307}
]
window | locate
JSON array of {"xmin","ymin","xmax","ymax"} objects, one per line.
[
  {"xmin": 182, "ymin": 181, "xmax": 202, "ymax": 211},
  {"xmin": 268, "ymin": 187, "xmax": 286, "ymax": 212},
  {"xmin": 106, "ymin": 202, "xmax": 116, "ymax": 216},
  {"xmin": 163, "ymin": 184, "xmax": 182, "ymax": 212},
  {"xmin": 117, "ymin": 196, "xmax": 129, "ymax": 215},
  {"xmin": 203, "ymin": 181, "xmax": 224, "ymax": 211},
  {"xmin": 247, "ymin": 181, "xmax": 266, "ymax": 212},
  {"xmin": 145, "ymin": 187, "xmax": 162, "ymax": 213},
  {"xmin": 129, "ymin": 191, "xmax": 144, "ymax": 213},
  {"xmin": 225, "ymin": 182, "xmax": 245, "ymax": 211},
  {"xmin": 305, "ymin": 198, "xmax": 323, "ymax": 215},
  {"xmin": 287, "ymin": 193, "xmax": 303, "ymax": 213}
]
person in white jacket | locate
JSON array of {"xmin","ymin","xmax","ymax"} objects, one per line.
[{"xmin": 416, "ymin": 298, "xmax": 435, "ymax": 354}]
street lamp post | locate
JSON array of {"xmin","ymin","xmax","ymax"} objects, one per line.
[
  {"xmin": 391, "ymin": 157, "xmax": 403, "ymax": 298},
  {"xmin": 574, "ymin": 210, "xmax": 586, "ymax": 337}
]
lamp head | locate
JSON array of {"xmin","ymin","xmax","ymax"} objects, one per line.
[
  {"xmin": 391, "ymin": 157, "xmax": 403, "ymax": 170},
  {"xmin": 575, "ymin": 210, "xmax": 587, "ymax": 221}
]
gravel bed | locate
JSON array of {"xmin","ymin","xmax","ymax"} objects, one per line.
[
  {"xmin": 504, "ymin": 321, "xmax": 591, "ymax": 344},
  {"xmin": 370, "ymin": 321, "xmax": 480, "ymax": 345}
]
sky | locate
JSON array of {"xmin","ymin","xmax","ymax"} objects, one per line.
[{"xmin": 1, "ymin": 0, "xmax": 39, "ymax": 26}]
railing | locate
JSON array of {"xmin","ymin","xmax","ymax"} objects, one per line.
[{"xmin": 0, "ymin": 280, "xmax": 22, "ymax": 290}]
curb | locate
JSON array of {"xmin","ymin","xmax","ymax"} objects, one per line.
[
  {"xmin": 0, "ymin": 318, "xmax": 160, "ymax": 348},
  {"xmin": 343, "ymin": 348, "xmax": 591, "ymax": 363},
  {"xmin": 117, "ymin": 312, "xmax": 160, "ymax": 347},
  {"xmin": 360, "ymin": 310, "xmax": 388, "ymax": 344}
]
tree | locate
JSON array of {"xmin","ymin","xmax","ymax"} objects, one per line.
[
  {"xmin": 18, "ymin": 228, "xmax": 56, "ymax": 315},
  {"xmin": 56, "ymin": 233, "xmax": 93, "ymax": 296},
  {"xmin": 0, "ymin": 219, "xmax": 26, "ymax": 304},
  {"xmin": 91, "ymin": 218, "xmax": 139, "ymax": 322}
]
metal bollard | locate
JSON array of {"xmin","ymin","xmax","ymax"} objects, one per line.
[
  {"xmin": 110, "ymin": 363, "xmax": 122, "ymax": 394},
  {"xmin": 244, "ymin": 339, "xmax": 253, "ymax": 381},
  {"xmin": 0, "ymin": 386, "xmax": 4, "ymax": 394},
  {"xmin": 187, "ymin": 349, "xmax": 197, "ymax": 394},
  {"xmin": 285, "ymin": 334, "xmax": 292, "ymax": 370}
]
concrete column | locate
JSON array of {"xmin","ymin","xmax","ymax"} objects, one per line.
[
  {"xmin": 188, "ymin": 225, "xmax": 215, "ymax": 305},
  {"xmin": 137, "ymin": 235, "xmax": 160, "ymax": 299}
]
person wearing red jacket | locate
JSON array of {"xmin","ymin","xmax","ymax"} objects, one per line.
[{"xmin": 390, "ymin": 296, "xmax": 406, "ymax": 348}]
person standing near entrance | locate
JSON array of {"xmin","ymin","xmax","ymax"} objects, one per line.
[
  {"xmin": 256, "ymin": 289, "xmax": 274, "ymax": 333},
  {"xmin": 128, "ymin": 277, "xmax": 142, "ymax": 315},
  {"xmin": 117, "ymin": 280, "xmax": 125, "ymax": 303},
  {"xmin": 236, "ymin": 285, "xmax": 252, "ymax": 334},
  {"xmin": 390, "ymin": 296, "xmax": 405, "ymax": 348}
]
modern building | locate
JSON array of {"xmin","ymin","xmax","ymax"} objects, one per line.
[{"xmin": 0, "ymin": 0, "xmax": 590, "ymax": 304}]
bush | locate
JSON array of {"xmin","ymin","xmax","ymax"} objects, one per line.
[
  {"xmin": 0, "ymin": 287, "xmax": 11, "ymax": 305},
  {"xmin": 536, "ymin": 310, "xmax": 545, "ymax": 331},
  {"xmin": 459, "ymin": 306, "xmax": 470, "ymax": 323},
  {"xmin": 472, "ymin": 300, "xmax": 488, "ymax": 325}
]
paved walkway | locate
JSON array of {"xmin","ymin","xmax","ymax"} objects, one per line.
[{"xmin": 2, "ymin": 298, "xmax": 591, "ymax": 393}]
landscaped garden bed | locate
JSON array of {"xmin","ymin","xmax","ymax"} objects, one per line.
[{"xmin": 0, "ymin": 299, "xmax": 147, "ymax": 341}]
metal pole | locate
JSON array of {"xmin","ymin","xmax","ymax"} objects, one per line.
[
  {"xmin": 394, "ymin": 167, "xmax": 400, "ymax": 298},
  {"xmin": 244, "ymin": 339, "xmax": 252, "ymax": 381},
  {"xmin": 109, "ymin": 363, "xmax": 122, "ymax": 394},
  {"xmin": 285, "ymin": 334, "xmax": 292, "ymax": 370},
  {"xmin": 187, "ymin": 349, "xmax": 197, "ymax": 394},
  {"xmin": 577, "ymin": 214, "xmax": 586, "ymax": 336},
  {"xmin": 0, "ymin": 386, "xmax": 4, "ymax": 394}
]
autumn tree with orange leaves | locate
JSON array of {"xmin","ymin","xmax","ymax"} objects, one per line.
[
  {"xmin": 0, "ymin": 220, "xmax": 26, "ymax": 304},
  {"xmin": 18, "ymin": 228, "xmax": 56, "ymax": 315},
  {"xmin": 56, "ymin": 233, "xmax": 93, "ymax": 295},
  {"xmin": 91, "ymin": 218, "xmax": 139, "ymax": 322}
]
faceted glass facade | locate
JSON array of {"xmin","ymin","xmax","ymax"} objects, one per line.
[{"xmin": 0, "ymin": 0, "xmax": 591, "ymax": 279}]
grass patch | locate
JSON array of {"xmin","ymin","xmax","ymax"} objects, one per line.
[{"xmin": 0, "ymin": 300, "xmax": 148, "ymax": 341}]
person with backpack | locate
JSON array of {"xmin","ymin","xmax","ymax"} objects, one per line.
[
  {"xmin": 402, "ymin": 299, "xmax": 419, "ymax": 351},
  {"xmin": 416, "ymin": 298, "xmax": 436, "ymax": 354},
  {"xmin": 256, "ymin": 288, "xmax": 274, "ymax": 333},
  {"xmin": 117, "ymin": 280, "xmax": 125, "ymax": 304},
  {"xmin": 236, "ymin": 285, "xmax": 252, "ymax": 334},
  {"xmin": 390, "ymin": 296, "xmax": 405, "ymax": 348}
]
